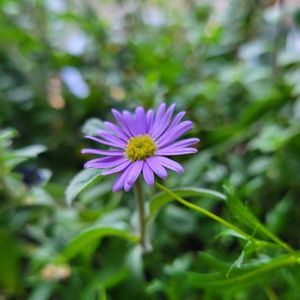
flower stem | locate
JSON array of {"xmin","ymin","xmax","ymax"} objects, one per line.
[
  {"xmin": 134, "ymin": 179, "xmax": 146, "ymax": 248},
  {"xmin": 155, "ymin": 182, "xmax": 252, "ymax": 239},
  {"xmin": 218, "ymin": 253, "xmax": 299, "ymax": 286},
  {"xmin": 155, "ymin": 182, "xmax": 293, "ymax": 252}
]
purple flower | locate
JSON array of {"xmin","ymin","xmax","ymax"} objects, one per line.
[{"xmin": 82, "ymin": 103, "xmax": 199, "ymax": 192}]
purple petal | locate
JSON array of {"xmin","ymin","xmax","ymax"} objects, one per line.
[
  {"xmin": 126, "ymin": 160, "xmax": 144, "ymax": 185},
  {"xmin": 166, "ymin": 138, "xmax": 200, "ymax": 149},
  {"xmin": 96, "ymin": 129, "xmax": 127, "ymax": 147},
  {"xmin": 85, "ymin": 135, "xmax": 125, "ymax": 149},
  {"xmin": 112, "ymin": 166, "xmax": 130, "ymax": 192},
  {"xmin": 143, "ymin": 162, "xmax": 154, "ymax": 186},
  {"xmin": 112, "ymin": 109, "xmax": 132, "ymax": 137},
  {"xmin": 146, "ymin": 156, "xmax": 168, "ymax": 179},
  {"xmin": 102, "ymin": 160, "xmax": 131, "ymax": 175},
  {"xmin": 135, "ymin": 107, "xmax": 146, "ymax": 134},
  {"xmin": 124, "ymin": 181, "xmax": 134, "ymax": 192},
  {"xmin": 169, "ymin": 111, "xmax": 186, "ymax": 127},
  {"xmin": 154, "ymin": 156, "xmax": 184, "ymax": 173},
  {"xmin": 152, "ymin": 104, "xmax": 176, "ymax": 139},
  {"xmin": 81, "ymin": 148, "xmax": 124, "ymax": 156},
  {"xmin": 155, "ymin": 147, "xmax": 198, "ymax": 156},
  {"xmin": 149, "ymin": 103, "xmax": 166, "ymax": 136},
  {"xmin": 84, "ymin": 157, "xmax": 127, "ymax": 169},
  {"xmin": 156, "ymin": 121, "xmax": 193, "ymax": 148},
  {"xmin": 104, "ymin": 121, "xmax": 129, "ymax": 141},
  {"xmin": 123, "ymin": 110, "xmax": 138, "ymax": 136},
  {"xmin": 146, "ymin": 109, "xmax": 154, "ymax": 133},
  {"xmin": 153, "ymin": 111, "xmax": 186, "ymax": 143}
]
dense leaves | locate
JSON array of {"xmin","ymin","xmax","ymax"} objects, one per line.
[{"xmin": 1, "ymin": 0, "xmax": 300, "ymax": 299}]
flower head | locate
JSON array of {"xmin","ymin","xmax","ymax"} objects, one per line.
[{"xmin": 82, "ymin": 103, "xmax": 199, "ymax": 192}]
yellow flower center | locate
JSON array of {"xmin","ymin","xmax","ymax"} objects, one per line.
[{"xmin": 125, "ymin": 134, "xmax": 156, "ymax": 161}]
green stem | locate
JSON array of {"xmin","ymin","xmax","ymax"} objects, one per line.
[
  {"xmin": 155, "ymin": 182, "xmax": 252, "ymax": 240},
  {"xmin": 155, "ymin": 182, "xmax": 293, "ymax": 252},
  {"xmin": 134, "ymin": 179, "xmax": 146, "ymax": 248},
  {"xmin": 264, "ymin": 287, "xmax": 278, "ymax": 300},
  {"xmin": 255, "ymin": 222, "xmax": 293, "ymax": 253},
  {"xmin": 218, "ymin": 254, "xmax": 298, "ymax": 286}
]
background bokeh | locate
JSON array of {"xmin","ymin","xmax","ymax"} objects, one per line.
[{"xmin": 1, "ymin": 0, "xmax": 300, "ymax": 299}]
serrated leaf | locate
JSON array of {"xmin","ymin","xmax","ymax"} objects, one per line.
[
  {"xmin": 148, "ymin": 187, "xmax": 226, "ymax": 222},
  {"xmin": 65, "ymin": 168, "xmax": 101, "ymax": 206},
  {"xmin": 63, "ymin": 223, "xmax": 139, "ymax": 259}
]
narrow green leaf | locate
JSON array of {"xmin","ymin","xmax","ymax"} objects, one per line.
[
  {"xmin": 187, "ymin": 253, "xmax": 298, "ymax": 289},
  {"xmin": 266, "ymin": 195, "xmax": 292, "ymax": 234},
  {"xmin": 225, "ymin": 185, "xmax": 293, "ymax": 252},
  {"xmin": 63, "ymin": 223, "xmax": 139, "ymax": 259},
  {"xmin": 65, "ymin": 168, "xmax": 101, "ymax": 206},
  {"xmin": 226, "ymin": 250, "xmax": 245, "ymax": 277},
  {"xmin": 148, "ymin": 187, "xmax": 226, "ymax": 222}
]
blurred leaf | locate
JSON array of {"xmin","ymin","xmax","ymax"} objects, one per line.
[
  {"xmin": 187, "ymin": 253, "xmax": 297, "ymax": 289},
  {"xmin": 163, "ymin": 205, "xmax": 196, "ymax": 234},
  {"xmin": 65, "ymin": 168, "xmax": 101, "ymax": 206},
  {"xmin": 13, "ymin": 145, "xmax": 46, "ymax": 157},
  {"xmin": 148, "ymin": 187, "xmax": 226, "ymax": 221},
  {"xmin": 63, "ymin": 223, "xmax": 139, "ymax": 259},
  {"xmin": 126, "ymin": 245, "xmax": 144, "ymax": 280},
  {"xmin": 0, "ymin": 128, "xmax": 17, "ymax": 144},
  {"xmin": 225, "ymin": 185, "xmax": 261, "ymax": 230},
  {"xmin": 249, "ymin": 124, "xmax": 300, "ymax": 153},
  {"xmin": 266, "ymin": 195, "xmax": 293, "ymax": 235},
  {"xmin": 0, "ymin": 230, "xmax": 21, "ymax": 294},
  {"xmin": 81, "ymin": 118, "xmax": 105, "ymax": 136},
  {"xmin": 5, "ymin": 145, "xmax": 47, "ymax": 168},
  {"xmin": 28, "ymin": 283, "xmax": 55, "ymax": 300},
  {"xmin": 225, "ymin": 185, "xmax": 292, "ymax": 252},
  {"xmin": 164, "ymin": 254, "xmax": 192, "ymax": 276}
]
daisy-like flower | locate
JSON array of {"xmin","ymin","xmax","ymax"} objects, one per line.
[{"xmin": 82, "ymin": 103, "xmax": 199, "ymax": 192}]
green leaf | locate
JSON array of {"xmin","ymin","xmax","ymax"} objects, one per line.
[
  {"xmin": 187, "ymin": 254, "xmax": 297, "ymax": 289},
  {"xmin": 6, "ymin": 145, "xmax": 47, "ymax": 168},
  {"xmin": 0, "ymin": 230, "xmax": 21, "ymax": 293},
  {"xmin": 63, "ymin": 223, "xmax": 139, "ymax": 259},
  {"xmin": 148, "ymin": 187, "xmax": 226, "ymax": 222},
  {"xmin": 225, "ymin": 185, "xmax": 261, "ymax": 230},
  {"xmin": 13, "ymin": 145, "xmax": 47, "ymax": 157},
  {"xmin": 266, "ymin": 195, "xmax": 292, "ymax": 235},
  {"xmin": 65, "ymin": 168, "xmax": 101, "ymax": 206},
  {"xmin": 28, "ymin": 283, "xmax": 54, "ymax": 300},
  {"xmin": 0, "ymin": 128, "xmax": 18, "ymax": 144},
  {"xmin": 81, "ymin": 118, "xmax": 105, "ymax": 135},
  {"xmin": 249, "ymin": 124, "xmax": 299, "ymax": 153},
  {"xmin": 225, "ymin": 185, "xmax": 292, "ymax": 252}
]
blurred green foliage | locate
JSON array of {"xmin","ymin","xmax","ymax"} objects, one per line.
[{"xmin": 1, "ymin": 0, "xmax": 300, "ymax": 299}]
